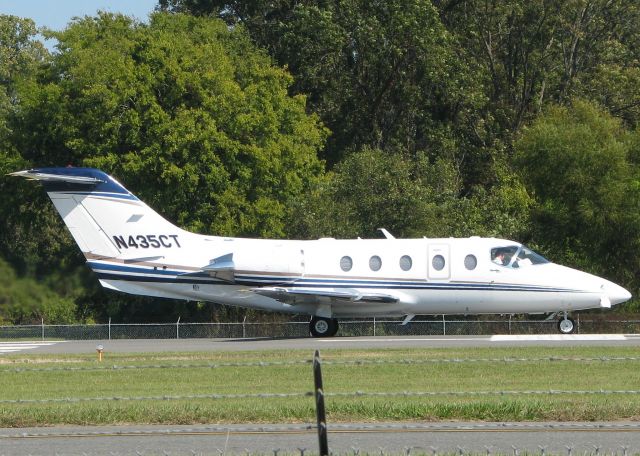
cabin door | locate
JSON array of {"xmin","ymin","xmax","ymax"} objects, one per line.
[
  {"xmin": 256, "ymin": 244, "xmax": 305, "ymax": 283},
  {"xmin": 427, "ymin": 244, "xmax": 450, "ymax": 280}
]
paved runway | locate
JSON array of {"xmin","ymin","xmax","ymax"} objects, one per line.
[
  {"xmin": 2, "ymin": 334, "xmax": 639, "ymax": 355},
  {"xmin": 2, "ymin": 422, "xmax": 640, "ymax": 455},
  {"xmin": 0, "ymin": 341, "xmax": 62, "ymax": 355}
]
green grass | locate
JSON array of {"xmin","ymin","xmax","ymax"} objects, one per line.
[{"xmin": 1, "ymin": 346, "xmax": 639, "ymax": 426}]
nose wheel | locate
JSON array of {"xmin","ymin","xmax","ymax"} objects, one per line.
[
  {"xmin": 557, "ymin": 315, "xmax": 576, "ymax": 334},
  {"xmin": 309, "ymin": 317, "xmax": 339, "ymax": 337}
]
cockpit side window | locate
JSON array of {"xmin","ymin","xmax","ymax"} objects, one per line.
[
  {"xmin": 491, "ymin": 245, "xmax": 549, "ymax": 268},
  {"xmin": 491, "ymin": 246, "xmax": 519, "ymax": 267}
]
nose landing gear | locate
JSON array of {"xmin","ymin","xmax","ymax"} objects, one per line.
[
  {"xmin": 309, "ymin": 316, "xmax": 339, "ymax": 337},
  {"xmin": 557, "ymin": 312, "xmax": 576, "ymax": 334}
]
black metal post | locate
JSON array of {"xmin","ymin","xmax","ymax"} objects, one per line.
[{"xmin": 313, "ymin": 349, "xmax": 329, "ymax": 456}]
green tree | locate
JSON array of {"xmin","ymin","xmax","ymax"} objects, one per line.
[
  {"xmin": 0, "ymin": 15, "xmax": 57, "ymax": 276},
  {"xmin": 290, "ymin": 148, "xmax": 458, "ymax": 239},
  {"xmin": 0, "ymin": 15, "xmax": 47, "ymax": 145},
  {"xmin": 4, "ymin": 12, "xmax": 326, "ymax": 322},
  {"xmin": 0, "ymin": 257, "xmax": 76, "ymax": 324},
  {"xmin": 578, "ymin": 63, "xmax": 640, "ymax": 129},
  {"xmin": 514, "ymin": 99, "xmax": 640, "ymax": 301},
  {"xmin": 158, "ymin": 1, "xmax": 491, "ymax": 184},
  {"xmin": 14, "ymin": 12, "xmax": 325, "ymax": 239},
  {"xmin": 291, "ymin": 147, "xmax": 532, "ymax": 241},
  {"xmin": 157, "ymin": 0, "xmax": 540, "ymax": 245},
  {"xmin": 436, "ymin": 0, "xmax": 640, "ymax": 132}
]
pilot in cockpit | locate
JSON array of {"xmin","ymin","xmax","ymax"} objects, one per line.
[
  {"xmin": 491, "ymin": 245, "xmax": 548, "ymax": 269},
  {"xmin": 491, "ymin": 246, "xmax": 519, "ymax": 267},
  {"xmin": 492, "ymin": 250, "xmax": 506, "ymax": 265}
]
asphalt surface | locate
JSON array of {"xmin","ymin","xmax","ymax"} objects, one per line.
[
  {"xmin": 3, "ymin": 334, "xmax": 640, "ymax": 356},
  {"xmin": 2, "ymin": 422, "xmax": 640, "ymax": 455}
]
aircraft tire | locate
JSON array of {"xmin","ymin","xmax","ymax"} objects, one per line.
[
  {"xmin": 557, "ymin": 317, "xmax": 576, "ymax": 334},
  {"xmin": 309, "ymin": 317, "xmax": 338, "ymax": 338}
]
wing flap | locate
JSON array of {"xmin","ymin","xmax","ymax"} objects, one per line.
[{"xmin": 252, "ymin": 286, "xmax": 399, "ymax": 305}]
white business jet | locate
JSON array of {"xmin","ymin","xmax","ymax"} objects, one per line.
[{"xmin": 11, "ymin": 167, "xmax": 631, "ymax": 337}]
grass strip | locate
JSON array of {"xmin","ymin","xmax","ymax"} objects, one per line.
[{"xmin": 0, "ymin": 346, "xmax": 639, "ymax": 426}]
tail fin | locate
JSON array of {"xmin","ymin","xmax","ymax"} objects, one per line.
[{"xmin": 10, "ymin": 168, "xmax": 186, "ymax": 260}]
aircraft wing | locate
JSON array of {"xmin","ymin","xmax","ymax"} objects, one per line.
[{"xmin": 252, "ymin": 286, "xmax": 399, "ymax": 305}]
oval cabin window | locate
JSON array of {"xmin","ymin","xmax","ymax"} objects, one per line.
[
  {"xmin": 399, "ymin": 255, "xmax": 412, "ymax": 271},
  {"xmin": 369, "ymin": 255, "xmax": 382, "ymax": 271},
  {"xmin": 464, "ymin": 254, "xmax": 477, "ymax": 270},
  {"xmin": 340, "ymin": 256, "xmax": 353, "ymax": 272},
  {"xmin": 432, "ymin": 254, "xmax": 445, "ymax": 271}
]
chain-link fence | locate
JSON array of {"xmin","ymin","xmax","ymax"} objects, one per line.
[{"xmin": 1, "ymin": 316, "xmax": 639, "ymax": 340}]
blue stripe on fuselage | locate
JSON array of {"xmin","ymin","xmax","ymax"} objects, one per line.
[
  {"xmin": 88, "ymin": 261, "xmax": 208, "ymax": 277},
  {"xmin": 88, "ymin": 261, "xmax": 585, "ymax": 293}
]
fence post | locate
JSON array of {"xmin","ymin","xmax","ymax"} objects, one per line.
[
  {"xmin": 509, "ymin": 315, "xmax": 512, "ymax": 335},
  {"xmin": 373, "ymin": 317, "xmax": 376, "ymax": 337},
  {"xmin": 442, "ymin": 314, "xmax": 446, "ymax": 336},
  {"xmin": 176, "ymin": 316, "xmax": 181, "ymax": 339},
  {"xmin": 577, "ymin": 314, "xmax": 580, "ymax": 334},
  {"xmin": 313, "ymin": 350, "xmax": 329, "ymax": 456},
  {"xmin": 41, "ymin": 318, "xmax": 44, "ymax": 341},
  {"xmin": 242, "ymin": 315, "xmax": 247, "ymax": 339},
  {"xmin": 108, "ymin": 317, "xmax": 111, "ymax": 341}
]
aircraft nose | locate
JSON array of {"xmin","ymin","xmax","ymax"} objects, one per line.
[{"xmin": 602, "ymin": 281, "xmax": 632, "ymax": 306}]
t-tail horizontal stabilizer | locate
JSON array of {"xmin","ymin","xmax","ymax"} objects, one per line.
[{"xmin": 9, "ymin": 170, "xmax": 106, "ymax": 184}]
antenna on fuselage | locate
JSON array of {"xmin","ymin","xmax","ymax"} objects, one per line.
[{"xmin": 378, "ymin": 228, "xmax": 395, "ymax": 239}]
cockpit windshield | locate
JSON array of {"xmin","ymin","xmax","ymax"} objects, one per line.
[{"xmin": 490, "ymin": 245, "xmax": 549, "ymax": 268}]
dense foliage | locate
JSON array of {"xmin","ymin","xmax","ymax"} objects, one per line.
[
  {"xmin": 514, "ymin": 100, "xmax": 640, "ymax": 286},
  {"xmin": 0, "ymin": 257, "xmax": 76, "ymax": 324},
  {"xmin": 1, "ymin": 0, "xmax": 639, "ymax": 323}
]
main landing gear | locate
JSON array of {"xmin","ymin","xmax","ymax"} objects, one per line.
[
  {"xmin": 557, "ymin": 312, "xmax": 576, "ymax": 334},
  {"xmin": 309, "ymin": 316, "xmax": 339, "ymax": 338}
]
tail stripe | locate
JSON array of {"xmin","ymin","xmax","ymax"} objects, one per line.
[{"xmin": 58, "ymin": 191, "xmax": 138, "ymax": 201}]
